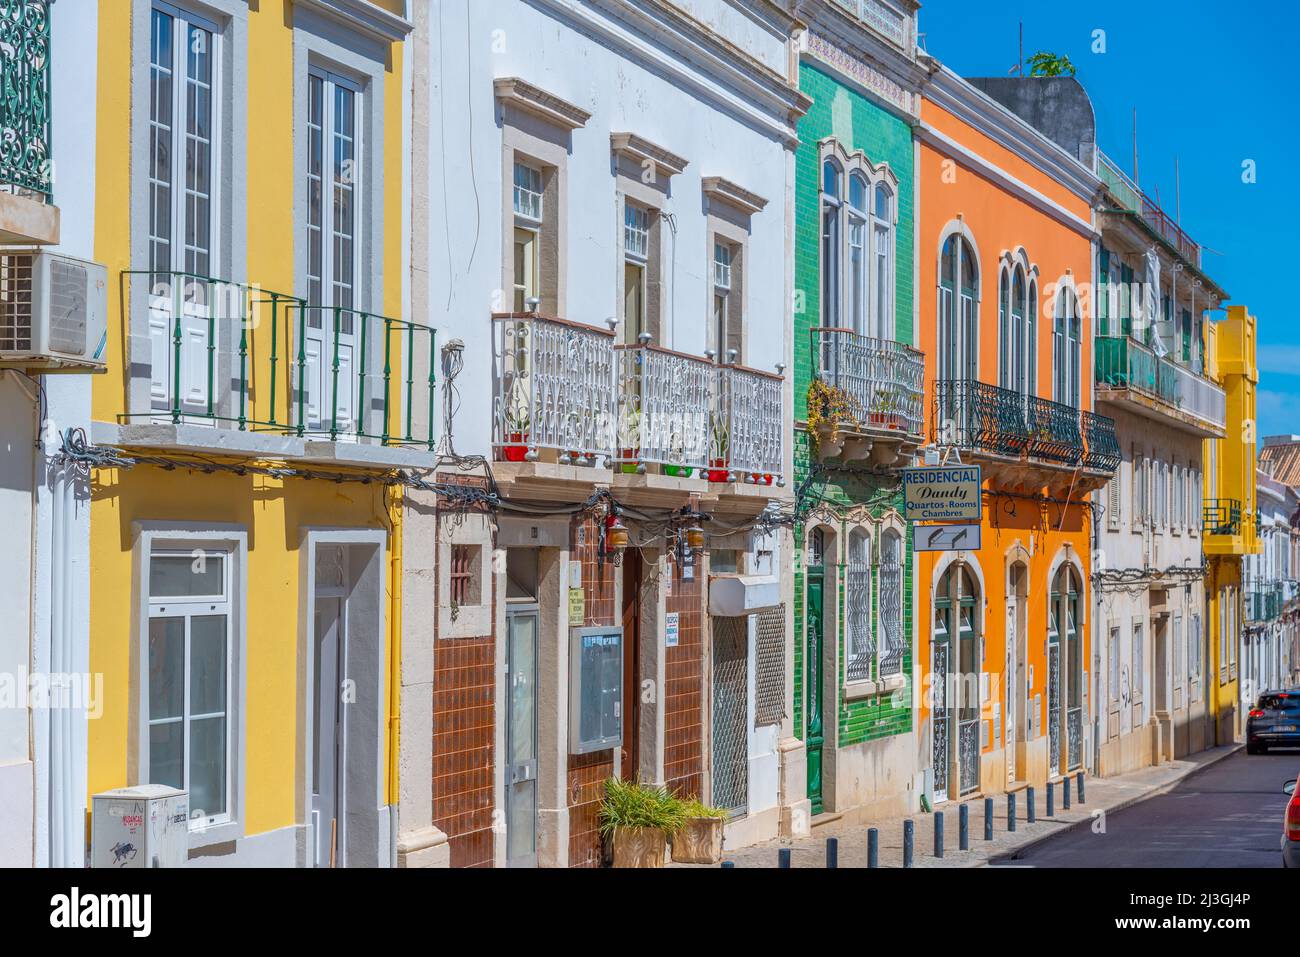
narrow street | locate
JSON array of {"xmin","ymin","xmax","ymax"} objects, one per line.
[{"xmin": 996, "ymin": 750, "xmax": 1300, "ymax": 868}]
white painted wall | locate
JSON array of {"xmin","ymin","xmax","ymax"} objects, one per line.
[{"xmin": 422, "ymin": 0, "xmax": 794, "ymax": 457}]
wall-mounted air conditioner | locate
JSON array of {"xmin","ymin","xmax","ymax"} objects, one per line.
[{"xmin": 0, "ymin": 248, "xmax": 108, "ymax": 372}]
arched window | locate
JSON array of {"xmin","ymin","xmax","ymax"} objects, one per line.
[
  {"xmin": 808, "ymin": 525, "xmax": 827, "ymax": 568},
  {"xmin": 847, "ymin": 173, "xmax": 868, "ymax": 334},
  {"xmin": 846, "ymin": 528, "xmax": 873, "ymax": 683},
  {"xmin": 879, "ymin": 529, "xmax": 903, "ymax": 677},
  {"xmin": 820, "ymin": 144, "xmax": 897, "ymax": 343},
  {"xmin": 934, "ymin": 564, "xmax": 982, "ymax": 798},
  {"xmin": 998, "ymin": 267, "xmax": 1010, "ymax": 389},
  {"xmin": 1027, "ymin": 279, "xmax": 1038, "ymax": 396},
  {"xmin": 821, "ymin": 160, "xmax": 842, "ymax": 329},
  {"xmin": 872, "ymin": 183, "xmax": 893, "ymax": 340},
  {"xmin": 1053, "ymin": 286, "xmax": 1081, "ymax": 407},
  {"xmin": 1012, "ymin": 268, "xmax": 1027, "ymax": 395},
  {"xmin": 1049, "ymin": 564, "xmax": 1084, "ymax": 773},
  {"xmin": 938, "ymin": 233, "xmax": 979, "ymax": 383}
]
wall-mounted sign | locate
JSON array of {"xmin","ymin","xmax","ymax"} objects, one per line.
[
  {"xmin": 568, "ymin": 587, "xmax": 585, "ymax": 621},
  {"xmin": 914, "ymin": 522, "xmax": 981, "ymax": 552},
  {"xmin": 902, "ymin": 466, "xmax": 982, "ymax": 522},
  {"xmin": 665, "ymin": 612, "xmax": 680, "ymax": 648}
]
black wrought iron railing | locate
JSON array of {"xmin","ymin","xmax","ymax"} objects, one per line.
[
  {"xmin": 1204, "ymin": 498, "xmax": 1242, "ymax": 536},
  {"xmin": 1081, "ymin": 410, "xmax": 1121, "ymax": 473},
  {"xmin": 1027, "ymin": 394, "xmax": 1083, "ymax": 465},
  {"xmin": 933, "ymin": 380, "xmax": 1031, "ymax": 458},
  {"xmin": 0, "ymin": 1, "xmax": 51, "ymax": 200}
]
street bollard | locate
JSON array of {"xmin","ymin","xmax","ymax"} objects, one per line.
[
  {"xmin": 904, "ymin": 819, "xmax": 914, "ymax": 868},
  {"xmin": 1047, "ymin": 781, "xmax": 1055, "ymax": 817},
  {"xmin": 1007, "ymin": 791, "xmax": 1016, "ymax": 832},
  {"xmin": 1063, "ymin": 776, "xmax": 1071, "ymax": 810},
  {"xmin": 1077, "ymin": 771, "xmax": 1086, "ymax": 803},
  {"xmin": 934, "ymin": 810, "xmax": 944, "ymax": 858},
  {"xmin": 867, "ymin": 828, "xmax": 879, "ymax": 869},
  {"xmin": 721, "ymin": 860, "xmax": 735, "ymax": 869},
  {"xmin": 983, "ymin": 797, "xmax": 994, "ymax": 840},
  {"xmin": 959, "ymin": 803, "xmax": 970, "ymax": 851},
  {"xmin": 1027, "ymin": 786, "xmax": 1036, "ymax": 823},
  {"xmin": 826, "ymin": 837, "xmax": 838, "ymax": 869},
  {"xmin": 778, "ymin": 847, "xmax": 792, "ymax": 869}
]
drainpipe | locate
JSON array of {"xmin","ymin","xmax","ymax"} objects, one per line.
[{"xmin": 387, "ymin": 484, "xmax": 403, "ymax": 868}]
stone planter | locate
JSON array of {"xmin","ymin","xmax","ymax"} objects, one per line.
[
  {"xmin": 670, "ymin": 817, "xmax": 724, "ymax": 864},
  {"xmin": 610, "ymin": 826, "xmax": 668, "ymax": 868}
]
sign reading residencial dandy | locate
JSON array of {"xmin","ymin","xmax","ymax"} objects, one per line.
[{"xmin": 902, "ymin": 465, "xmax": 983, "ymax": 522}]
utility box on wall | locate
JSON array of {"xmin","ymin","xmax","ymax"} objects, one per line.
[
  {"xmin": 569, "ymin": 626, "xmax": 623, "ymax": 754},
  {"xmin": 90, "ymin": 785, "xmax": 189, "ymax": 868}
]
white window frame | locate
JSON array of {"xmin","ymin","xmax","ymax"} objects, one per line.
[
  {"xmin": 877, "ymin": 525, "xmax": 905, "ymax": 682},
  {"xmin": 870, "ymin": 182, "xmax": 894, "ymax": 341},
  {"xmin": 307, "ymin": 66, "xmax": 363, "ymax": 313},
  {"xmin": 844, "ymin": 526, "xmax": 874, "ymax": 698},
  {"xmin": 133, "ymin": 524, "xmax": 247, "ymax": 849},
  {"xmin": 149, "ymin": 1, "xmax": 223, "ymax": 279}
]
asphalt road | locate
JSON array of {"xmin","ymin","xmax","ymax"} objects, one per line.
[{"xmin": 996, "ymin": 749, "xmax": 1300, "ymax": 867}]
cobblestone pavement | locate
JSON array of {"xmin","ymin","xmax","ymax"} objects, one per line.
[{"xmin": 670, "ymin": 745, "xmax": 1243, "ymax": 868}]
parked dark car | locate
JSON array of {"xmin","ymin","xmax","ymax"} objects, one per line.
[
  {"xmin": 1282, "ymin": 775, "xmax": 1300, "ymax": 867},
  {"xmin": 1247, "ymin": 691, "xmax": 1300, "ymax": 754}
]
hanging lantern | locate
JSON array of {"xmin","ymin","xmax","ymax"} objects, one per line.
[
  {"xmin": 685, "ymin": 523, "xmax": 705, "ymax": 550},
  {"xmin": 606, "ymin": 514, "xmax": 629, "ymax": 552}
]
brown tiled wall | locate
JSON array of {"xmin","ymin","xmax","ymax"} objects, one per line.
[
  {"xmin": 431, "ymin": 475, "xmax": 496, "ymax": 868},
  {"xmin": 567, "ymin": 514, "xmax": 617, "ymax": 868},
  {"xmin": 664, "ymin": 550, "xmax": 704, "ymax": 799}
]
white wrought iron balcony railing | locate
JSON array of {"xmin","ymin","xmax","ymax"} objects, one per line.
[
  {"xmin": 813, "ymin": 327, "xmax": 924, "ymax": 438},
  {"xmin": 493, "ymin": 312, "xmax": 618, "ymax": 465},
  {"xmin": 614, "ymin": 338, "xmax": 715, "ymax": 476},
  {"xmin": 718, "ymin": 362, "xmax": 784, "ymax": 485}
]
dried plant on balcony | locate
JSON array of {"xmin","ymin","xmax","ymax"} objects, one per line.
[{"xmin": 806, "ymin": 379, "xmax": 865, "ymax": 455}]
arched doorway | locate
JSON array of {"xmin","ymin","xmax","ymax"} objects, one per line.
[
  {"xmin": 934, "ymin": 564, "xmax": 981, "ymax": 801},
  {"xmin": 1006, "ymin": 560, "xmax": 1029, "ymax": 785},
  {"xmin": 805, "ymin": 526, "xmax": 832, "ymax": 815},
  {"xmin": 1048, "ymin": 563, "xmax": 1083, "ymax": 777}
]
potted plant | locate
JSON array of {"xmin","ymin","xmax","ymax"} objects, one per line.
[
  {"xmin": 706, "ymin": 414, "xmax": 730, "ymax": 483},
  {"xmin": 618, "ymin": 408, "xmax": 642, "ymax": 474},
  {"xmin": 502, "ymin": 388, "xmax": 530, "ymax": 462},
  {"xmin": 599, "ymin": 778, "xmax": 687, "ymax": 868},
  {"xmin": 670, "ymin": 797, "xmax": 729, "ymax": 864}
]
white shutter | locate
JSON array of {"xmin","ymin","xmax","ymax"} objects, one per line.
[{"xmin": 1108, "ymin": 471, "xmax": 1122, "ymax": 530}]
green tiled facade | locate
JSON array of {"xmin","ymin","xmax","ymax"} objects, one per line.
[{"xmin": 792, "ymin": 60, "xmax": 916, "ymax": 753}]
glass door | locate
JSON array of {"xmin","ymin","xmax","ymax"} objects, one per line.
[{"xmin": 506, "ymin": 608, "xmax": 538, "ymax": 867}]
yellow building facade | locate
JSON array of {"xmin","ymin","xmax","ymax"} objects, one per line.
[
  {"xmin": 1202, "ymin": 306, "xmax": 1260, "ymax": 746},
  {"xmin": 87, "ymin": 0, "xmax": 419, "ymax": 867}
]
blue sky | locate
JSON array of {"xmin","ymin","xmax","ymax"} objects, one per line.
[{"xmin": 916, "ymin": 0, "xmax": 1297, "ymax": 439}]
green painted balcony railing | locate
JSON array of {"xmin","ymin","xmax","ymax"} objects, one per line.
[
  {"xmin": 0, "ymin": 1, "xmax": 51, "ymax": 200},
  {"xmin": 1245, "ymin": 585, "xmax": 1285, "ymax": 623},
  {"xmin": 1095, "ymin": 335, "xmax": 1227, "ymax": 431},
  {"xmin": 120, "ymin": 270, "xmax": 436, "ymax": 449},
  {"xmin": 1204, "ymin": 498, "xmax": 1242, "ymax": 537}
]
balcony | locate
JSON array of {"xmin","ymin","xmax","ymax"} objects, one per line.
[
  {"xmin": 105, "ymin": 270, "xmax": 437, "ymax": 467},
  {"xmin": 933, "ymin": 380, "xmax": 1116, "ymax": 494},
  {"xmin": 492, "ymin": 312, "xmax": 785, "ymax": 508},
  {"xmin": 1245, "ymin": 582, "xmax": 1286, "ymax": 623},
  {"xmin": 1203, "ymin": 497, "xmax": 1257, "ymax": 557},
  {"xmin": 1098, "ymin": 153, "xmax": 1201, "ymax": 268},
  {"xmin": 0, "ymin": 0, "xmax": 57, "ymax": 244},
  {"xmin": 809, "ymin": 327, "xmax": 924, "ymax": 467},
  {"xmin": 1095, "ymin": 335, "xmax": 1226, "ymax": 437}
]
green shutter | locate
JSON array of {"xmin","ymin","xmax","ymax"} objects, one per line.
[{"xmin": 1098, "ymin": 246, "xmax": 1110, "ymax": 335}]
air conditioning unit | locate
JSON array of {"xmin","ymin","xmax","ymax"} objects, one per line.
[
  {"xmin": 90, "ymin": 785, "xmax": 189, "ymax": 868},
  {"xmin": 0, "ymin": 248, "xmax": 108, "ymax": 372}
]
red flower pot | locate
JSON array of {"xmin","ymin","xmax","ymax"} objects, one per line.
[{"xmin": 503, "ymin": 432, "xmax": 528, "ymax": 462}]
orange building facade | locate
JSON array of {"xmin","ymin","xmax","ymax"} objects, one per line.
[{"xmin": 912, "ymin": 68, "xmax": 1116, "ymax": 802}]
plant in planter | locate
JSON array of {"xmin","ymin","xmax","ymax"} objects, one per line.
[
  {"xmin": 706, "ymin": 414, "xmax": 730, "ymax": 482},
  {"xmin": 598, "ymin": 778, "xmax": 688, "ymax": 868},
  {"xmin": 670, "ymin": 797, "xmax": 729, "ymax": 864}
]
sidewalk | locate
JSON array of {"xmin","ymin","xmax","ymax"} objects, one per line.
[{"xmin": 674, "ymin": 744, "xmax": 1243, "ymax": 868}]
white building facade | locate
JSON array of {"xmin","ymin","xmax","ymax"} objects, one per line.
[
  {"xmin": 405, "ymin": 0, "xmax": 807, "ymax": 867},
  {"xmin": 1242, "ymin": 468, "xmax": 1299, "ymax": 706}
]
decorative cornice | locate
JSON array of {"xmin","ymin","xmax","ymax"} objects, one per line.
[
  {"xmin": 291, "ymin": 0, "xmax": 412, "ymax": 43},
  {"xmin": 921, "ymin": 63, "xmax": 1100, "ymax": 205},
  {"xmin": 702, "ymin": 176, "xmax": 769, "ymax": 215},
  {"xmin": 611, "ymin": 132, "xmax": 689, "ymax": 177},
  {"xmin": 915, "ymin": 121, "xmax": 1098, "ymax": 241},
  {"xmin": 530, "ymin": 0, "xmax": 808, "ymax": 148},
  {"xmin": 494, "ymin": 77, "xmax": 592, "ymax": 132}
]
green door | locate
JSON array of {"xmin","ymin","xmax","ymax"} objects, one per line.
[{"xmin": 806, "ymin": 567, "xmax": 825, "ymax": 815}]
